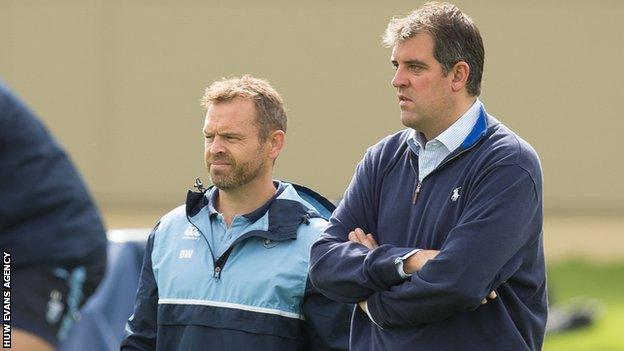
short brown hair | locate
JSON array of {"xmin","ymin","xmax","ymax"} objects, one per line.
[
  {"xmin": 383, "ymin": 2, "xmax": 484, "ymax": 96},
  {"xmin": 201, "ymin": 75, "xmax": 287, "ymax": 139}
]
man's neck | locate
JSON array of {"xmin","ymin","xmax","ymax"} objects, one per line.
[
  {"xmin": 422, "ymin": 96, "xmax": 477, "ymax": 141},
  {"xmin": 216, "ymin": 176, "xmax": 277, "ymax": 226}
]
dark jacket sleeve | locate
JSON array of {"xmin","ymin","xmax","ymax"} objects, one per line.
[
  {"xmin": 309, "ymin": 150, "xmax": 415, "ymax": 303},
  {"xmin": 365, "ymin": 165, "xmax": 543, "ymax": 328},
  {"xmin": 302, "ymin": 278, "xmax": 352, "ymax": 351},
  {"xmin": 120, "ymin": 228, "xmax": 159, "ymax": 351}
]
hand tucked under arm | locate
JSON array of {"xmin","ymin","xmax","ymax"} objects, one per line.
[
  {"xmin": 310, "ymin": 224, "xmax": 420, "ymax": 302},
  {"xmin": 363, "ymin": 166, "xmax": 539, "ymax": 328},
  {"xmin": 348, "ymin": 228, "xmax": 442, "ymax": 274},
  {"xmin": 350, "ymin": 231, "xmax": 497, "ymax": 316},
  {"xmin": 404, "ymin": 250, "xmax": 497, "ymax": 303}
]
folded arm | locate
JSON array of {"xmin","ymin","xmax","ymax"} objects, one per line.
[
  {"xmin": 309, "ymin": 152, "xmax": 417, "ymax": 303},
  {"xmin": 365, "ymin": 165, "xmax": 541, "ymax": 328}
]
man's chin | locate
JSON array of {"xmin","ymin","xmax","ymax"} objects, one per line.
[
  {"xmin": 209, "ymin": 174, "xmax": 231, "ymax": 189},
  {"xmin": 212, "ymin": 180, "xmax": 235, "ymax": 190},
  {"xmin": 400, "ymin": 113, "xmax": 421, "ymax": 129}
]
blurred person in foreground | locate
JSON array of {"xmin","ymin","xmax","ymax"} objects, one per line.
[
  {"xmin": 0, "ymin": 82, "xmax": 107, "ymax": 350},
  {"xmin": 309, "ymin": 2, "xmax": 547, "ymax": 350},
  {"xmin": 121, "ymin": 75, "xmax": 350, "ymax": 351}
]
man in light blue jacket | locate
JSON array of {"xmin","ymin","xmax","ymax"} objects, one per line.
[{"xmin": 121, "ymin": 75, "xmax": 350, "ymax": 351}]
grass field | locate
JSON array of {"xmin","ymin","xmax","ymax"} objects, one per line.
[{"xmin": 544, "ymin": 260, "xmax": 624, "ymax": 350}]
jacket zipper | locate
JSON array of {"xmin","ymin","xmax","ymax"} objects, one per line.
[
  {"xmin": 185, "ymin": 215, "xmax": 221, "ymax": 280},
  {"xmin": 212, "ymin": 245, "xmax": 237, "ymax": 280},
  {"xmin": 186, "ymin": 215, "xmax": 276, "ymax": 281},
  {"xmin": 412, "ymin": 181, "xmax": 422, "ymax": 204},
  {"xmin": 408, "ymin": 153, "xmax": 421, "ymax": 204},
  {"xmin": 187, "ymin": 203, "xmax": 311, "ymax": 280}
]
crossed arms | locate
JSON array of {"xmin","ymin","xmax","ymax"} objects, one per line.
[
  {"xmin": 308, "ymin": 155, "xmax": 541, "ymax": 329},
  {"xmin": 347, "ymin": 228, "xmax": 497, "ymax": 319}
]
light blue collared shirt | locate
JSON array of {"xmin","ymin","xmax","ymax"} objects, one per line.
[
  {"xmin": 206, "ymin": 189, "xmax": 260, "ymax": 259},
  {"xmin": 407, "ymin": 99, "xmax": 483, "ymax": 182},
  {"xmin": 205, "ymin": 183, "xmax": 283, "ymax": 258}
]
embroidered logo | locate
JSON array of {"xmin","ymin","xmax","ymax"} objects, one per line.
[
  {"xmin": 263, "ymin": 238, "xmax": 279, "ymax": 249},
  {"xmin": 451, "ymin": 187, "xmax": 461, "ymax": 202},
  {"xmin": 183, "ymin": 226, "xmax": 201, "ymax": 240},
  {"xmin": 179, "ymin": 249, "xmax": 194, "ymax": 259}
]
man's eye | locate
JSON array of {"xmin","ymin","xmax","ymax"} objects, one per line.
[
  {"xmin": 204, "ymin": 135, "xmax": 214, "ymax": 140},
  {"xmin": 392, "ymin": 64, "xmax": 398, "ymax": 71},
  {"xmin": 408, "ymin": 65, "xmax": 423, "ymax": 72}
]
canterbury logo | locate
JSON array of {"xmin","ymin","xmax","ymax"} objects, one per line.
[{"xmin": 183, "ymin": 226, "xmax": 201, "ymax": 240}]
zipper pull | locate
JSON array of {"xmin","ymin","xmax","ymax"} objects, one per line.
[
  {"xmin": 301, "ymin": 213, "xmax": 310, "ymax": 225},
  {"xmin": 412, "ymin": 182, "xmax": 422, "ymax": 204},
  {"xmin": 213, "ymin": 266, "xmax": 221, "ymax": 280},
  {"xmin": 194, "ymin": 177, "xmax": 206, "ymax": 192}
]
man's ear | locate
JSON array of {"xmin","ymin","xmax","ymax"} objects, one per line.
[
  {"xmin": 267, "ymin": 130, "xmax": 285, "ymax": 160},
  {"xmin": 450, "ymin": 61, "xmax": 470, "ymax": 93}
]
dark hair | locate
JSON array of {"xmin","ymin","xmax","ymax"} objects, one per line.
[{"xmin": 383, "ymin": 2, "xmax": 484, "ymax": 96}]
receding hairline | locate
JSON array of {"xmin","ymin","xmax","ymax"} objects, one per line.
[
  {"xmin": 200, "ymin": 75, "xmax": 288, "ymax": 138},
  {"xmin": 203, "ymin": 95, "xmax": 256, "ymax": 109},
  {"xmin": 202, "ymin": 96, "xmax": 264, "ymax": 131}
]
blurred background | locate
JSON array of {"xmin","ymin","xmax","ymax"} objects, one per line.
[{"xmin": 1, "ymin": 0, "xmax": 623, "ymax": 349}]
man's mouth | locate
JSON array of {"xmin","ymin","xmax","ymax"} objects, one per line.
[
  {"xmin": 398, "ymin": 94, "xmax": 412, "ymax": 106},
  {"xmin": 209, "ymin": 160, "xmax": 232, "ymax": 170}
]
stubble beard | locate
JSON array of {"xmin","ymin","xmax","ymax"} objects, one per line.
[{"xmin": 209, "ymin": 150, "xmax": 266, "ymax": 191}]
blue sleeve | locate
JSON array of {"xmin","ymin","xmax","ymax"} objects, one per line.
[
  {"xmin": 309, "ymin": 150, "xmax": 415, "ymax": 303},
  {"xmin": 302, "ymin": 278, "xmax": 352, "ymax": 351},
  {"xmin": 120, "ymin": 228, "xmax": 159, "ymax": 351},
  {"xmin": 366, "ymin": 165, "xmax": 543, "ymax": 328},
  {"xmin": 0, "ymin": 82, "xmax": 107, "ymax": 267}
]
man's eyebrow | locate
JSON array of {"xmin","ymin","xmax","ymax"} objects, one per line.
[
  {"xmin": 404, "ymin": 59, "xmax": 429, "ymax": 68},
  {"xmin": 203, "ymin": 131, "xmax": 244, "ymax": 137},
  {"xmin": 220, "ymin": 132, "xmax": 244, "ymax": 137}
]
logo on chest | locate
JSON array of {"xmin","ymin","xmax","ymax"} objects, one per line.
[
  {"xmin": 182, "ymin": 226, "xmax": 201, "ymax": 240},
  {"xmin": 263, "ymin": 238, "xmax": 279, "ymax": 249},
  {"xmin": 178, "ymin": 249, "xmax": 194, "ymax": 259},
  {"xmin": 450, "ymin": 187, "xmax": 462, "ymax": 202}
]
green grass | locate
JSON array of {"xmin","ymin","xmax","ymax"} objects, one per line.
[{"xmin": 544, "ymin": 260, "xmax": 624, "ymax": 351}]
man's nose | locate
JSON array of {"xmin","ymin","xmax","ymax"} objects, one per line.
[
  {"xmin": 207, "ymin": 136, "xmax": 226, "ymax": 155},
  {"xmin": 391, "ymin": 68, "xmax": 408, "ymax": 88}
]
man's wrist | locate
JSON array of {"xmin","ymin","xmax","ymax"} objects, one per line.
[{"xmin": 394, "ymin": 249, "xmax": 421, "ymax": 278}]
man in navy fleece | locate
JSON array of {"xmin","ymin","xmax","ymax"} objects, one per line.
[
  {"xmin": 309, "ymin": 2, "xmax": 547, "ymax": 350},
  {"xmin": 0, "ymin": 81, "xmax": 107, "ymax": 350}
]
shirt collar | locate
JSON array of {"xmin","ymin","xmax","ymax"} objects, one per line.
[
  {"xmin": 206, "ymin": 181, "xmax": 286, "ymax": 223},
  {"xmin": 408, "ymin": 99, "xmax": 483, "ymax": 154}
]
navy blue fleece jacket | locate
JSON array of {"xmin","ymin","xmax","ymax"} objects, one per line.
[
  {"xmin": 0, "ymin": 82, "xmax": 106, "ymax": 267},
  {"xmin": 309, "ymin": 108, "xmax": 547, "ymax": 351}
]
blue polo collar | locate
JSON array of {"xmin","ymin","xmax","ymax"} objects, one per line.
[{"xmin": 460, "ymin": 104, "xmax": 489, "ymax": 149}]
